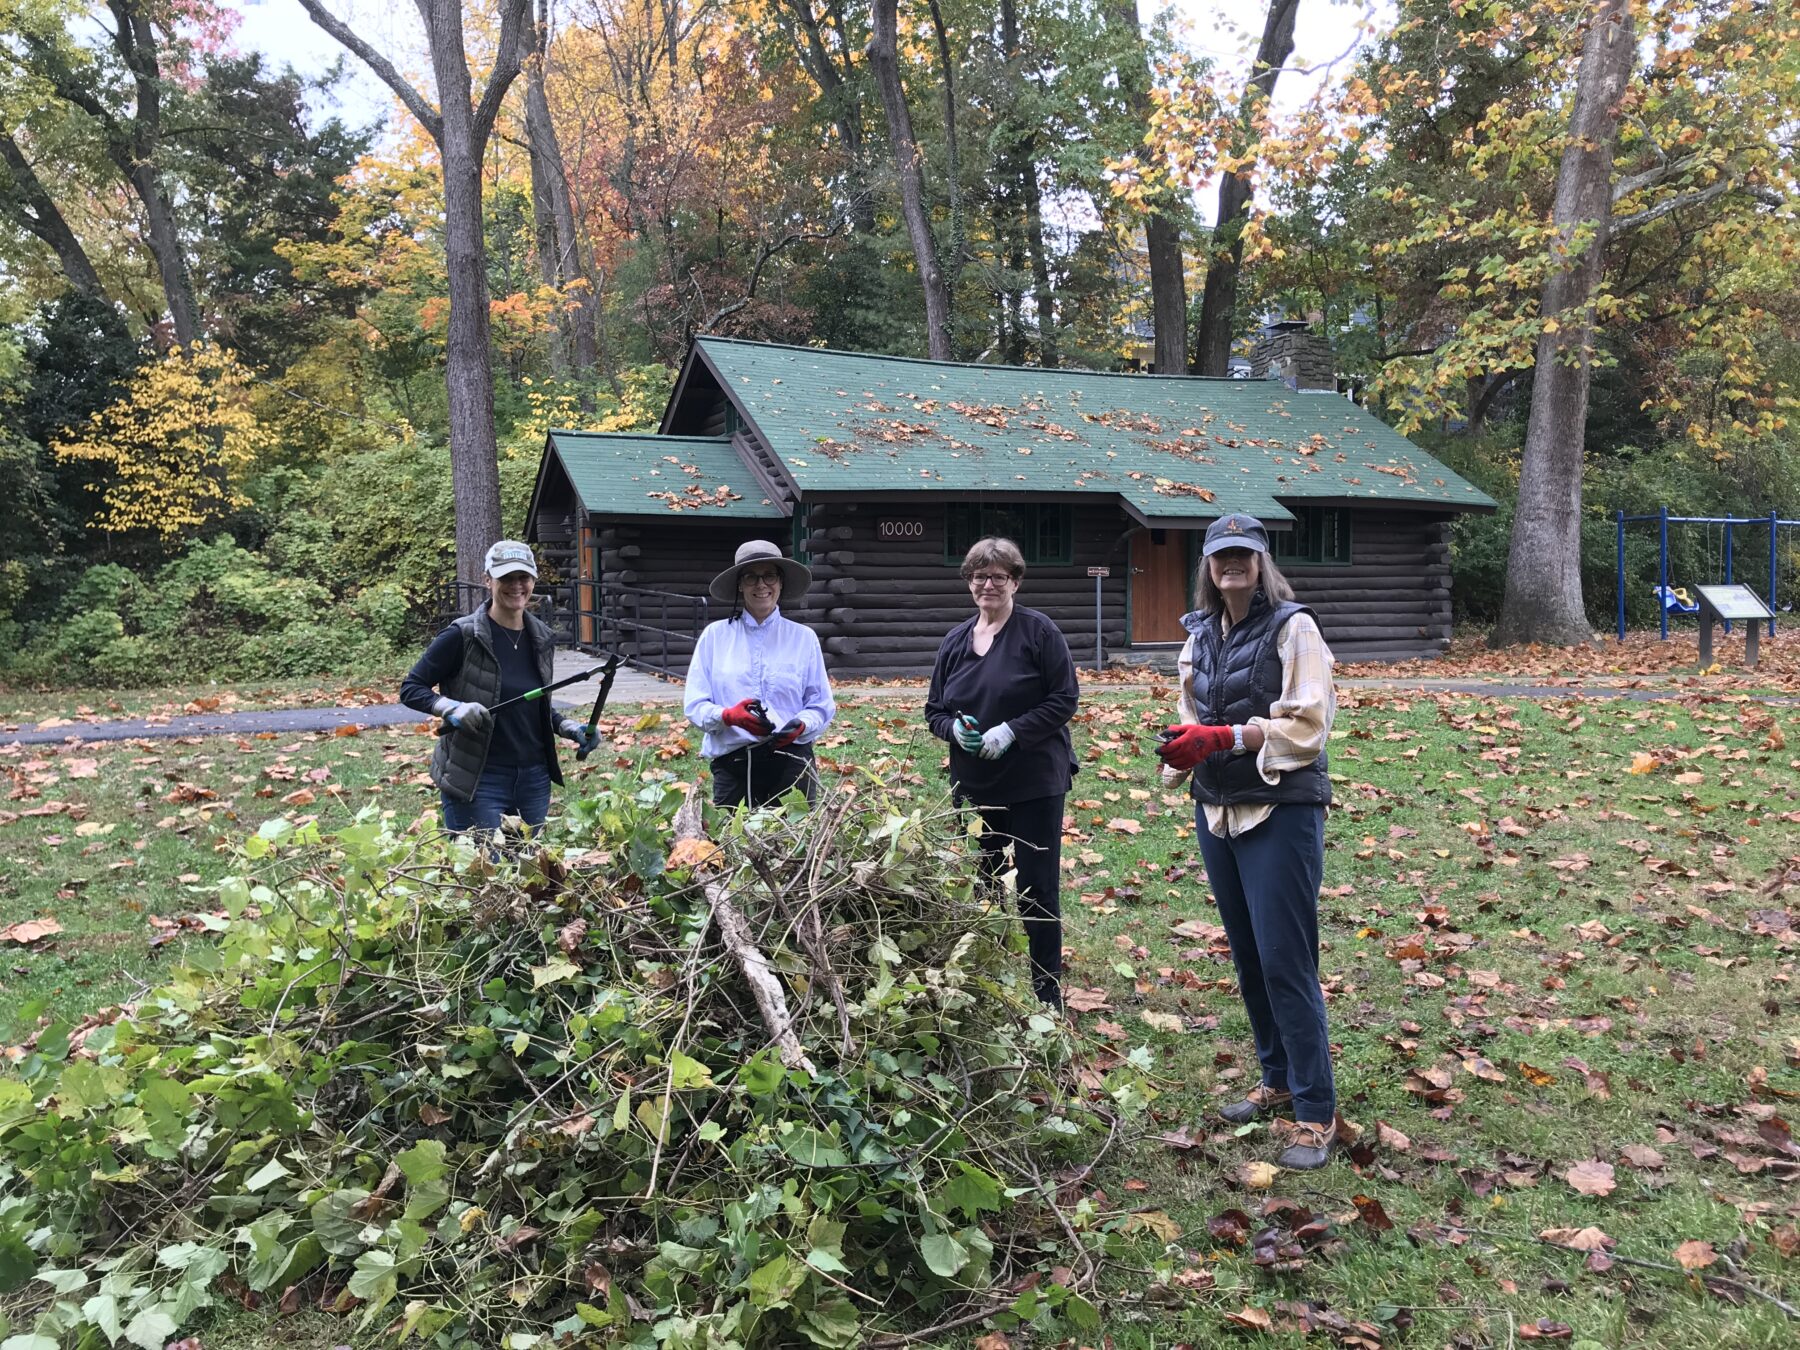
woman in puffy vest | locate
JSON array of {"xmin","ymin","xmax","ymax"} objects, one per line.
[
  {"xmin": 1156, "ymin": 513, "xmax": 1339, "ymax": 1169},
  {"xmin": 401, "ymin": 540, "xmax": 600, "ymax": 834}
]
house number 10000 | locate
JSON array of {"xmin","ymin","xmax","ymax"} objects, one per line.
[{"xmin": 879, "ymin": 520, "xmax": 925, "ymax": 539}]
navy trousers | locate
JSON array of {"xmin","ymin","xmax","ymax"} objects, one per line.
[
  {"xmin": 441, "ymin": 760, "xmax": 552, "ymax": 834},
  {"xmin": 1195, "ymin": 803, "xmax": 1335, "ymax": 1122}
]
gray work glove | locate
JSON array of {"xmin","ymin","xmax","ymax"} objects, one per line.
[
  {"xmin": 557, "ymin": 717, "xmax": 602, "ymax": 759},
  {"xmin": 977, "ymin": 722, "xmax": 1015, "ymax": 760},
  {"xmin": 436, "ymin": 698, "xmax": 491, "ymax": 734}
]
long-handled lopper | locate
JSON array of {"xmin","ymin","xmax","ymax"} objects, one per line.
[
  {"xmin": 435, "ymin": 660, "xmax": 620, "ymax": 736},
  {"xmin": 575, "ymin": 654, "xmax": 623, "ymax": 760}
]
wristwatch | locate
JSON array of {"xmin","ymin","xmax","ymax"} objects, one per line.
[{"xmin": 1231, "ymin": 724, "xmax": 1248, "ymax": 756}]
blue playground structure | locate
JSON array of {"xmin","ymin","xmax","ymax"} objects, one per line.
[{"xmin": 1615, "ymin": 508, "xmax": 1798, "ymax": 641}]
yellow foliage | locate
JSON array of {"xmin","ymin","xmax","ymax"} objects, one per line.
[{"xmin": 53, "ymin": 345, "xmax": 276, "ymax": 540}]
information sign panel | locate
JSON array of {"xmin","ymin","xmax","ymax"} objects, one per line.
[{"xmin": 1695, "ymin": 585, "xmax": 1774, "ymax": 621}]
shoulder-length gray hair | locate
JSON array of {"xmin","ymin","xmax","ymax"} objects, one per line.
[{"xmin": 1193, "ymin": 552, "xmax": 1296, "ymax": 616}]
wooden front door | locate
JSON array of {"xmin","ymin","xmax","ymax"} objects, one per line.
[{"xmin": 1131, "ymin": 530, "xmax": 1193, "ymax": 643}]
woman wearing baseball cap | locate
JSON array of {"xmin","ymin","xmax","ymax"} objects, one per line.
[
  {"xmin": 1156, "ymin": 513, "xmax": 1339, "ymax": 1169},
  {"xmin": 684, "ymin": 539, "xmax": 836, "ymax": 807},
  {"xmin": 400, "ymin": 540, "xmax": 601, "ymax": 834}
]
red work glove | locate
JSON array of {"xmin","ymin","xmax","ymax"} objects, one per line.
[
  {"xmin": 1157, "ymin": 724, "xmax": 1235, "ymax": 772},
  {"xmin": 722, "ymin": 698, "xmax": 774, "ymax": 735},
  {"xmin": 768, "ymin": 717, "xmax": 805, "ymax": 750}
]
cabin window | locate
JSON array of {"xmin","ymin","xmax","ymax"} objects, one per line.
[
  {"xmin": 1272, "ymin": 506, "xmax": 1351, "ymax": 566},
  {"xmin": 944, "ymin": 504, "xmax": 1074, "ymax": 566}
]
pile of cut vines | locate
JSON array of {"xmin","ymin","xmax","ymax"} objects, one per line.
[{"xmin": 0, "ymin": 780, "xmax": 1148, "ymax": 1348}]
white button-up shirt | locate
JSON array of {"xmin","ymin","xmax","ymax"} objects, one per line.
[{"xmin": 683, "ymin": 608, "xmax": 836, "ymax": 760}]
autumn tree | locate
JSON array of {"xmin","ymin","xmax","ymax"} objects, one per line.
[
  {"xmin": 298, "ymin": 0, "xmax": 532, "ymax": 584},
  {"xmin": 52, "ymin": 345, "xmax": 274, "ymax": 539},
  {"xmin": 1192, "ymin": 0, "xmax": 1299, "ymax": 376}
]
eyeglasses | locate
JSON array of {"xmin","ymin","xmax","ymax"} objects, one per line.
[
  {"xmin": 968, "ymin": 573, "xmax": 1015, "ymax": 588},
  {"xmin": 741, "ymin": 571, "xmax": 782, "ymax": 587}
]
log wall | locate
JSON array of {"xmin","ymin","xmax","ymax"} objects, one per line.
[
  {"xmin": 1285, "ymin": 511, "xmax": 1454, "ymax": 662},
  {"xmin": 556, "ymin": 500, "xmax": 1458, "ymax": 676}
]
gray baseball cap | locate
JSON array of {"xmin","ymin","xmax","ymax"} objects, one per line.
[{"xmin": 484, "ymin": 540, "xmax": 538, "ymax": 579}]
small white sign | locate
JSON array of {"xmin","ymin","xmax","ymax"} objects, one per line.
[{"xmin": 1087, "ymin": 566, "xmax": 1110, "ymax": 578}]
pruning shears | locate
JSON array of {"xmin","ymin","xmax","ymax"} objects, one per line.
[
  {"xmin": 576, "ymin": 655, "xmax": 623, "ymax": 760},
  {"xmin": 435, "ymin": 661, "xmax": 618, "ymax": 735}
]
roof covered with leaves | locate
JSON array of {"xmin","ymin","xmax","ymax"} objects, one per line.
[
  {"xmin": 545, "ymin": 431, "xmax": 782, "ymax": 518},
  {"xmin": 693, "ymin": 338, "xmax": 1495, "ymax": 522}
]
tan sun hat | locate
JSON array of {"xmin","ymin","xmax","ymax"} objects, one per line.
[{"xmin": 708, "ymin": 539, "xmax": 812, "ymax": 606}]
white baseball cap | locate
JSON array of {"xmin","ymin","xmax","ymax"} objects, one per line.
[{"xmin": 484, "ymin": 540, "xmax": 538, "ymax": 579}]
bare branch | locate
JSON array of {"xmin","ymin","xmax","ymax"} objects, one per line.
[
  {"xmin": 296, "ymin": 0, "xmax": 443, "ymax": 144},
  {"xmin": 1611, "ymin": 152, "xmax": 1706, "ymax": 204},
  {"xmin": 472, "ymin": 0, "xmax": 531, "ymax": 141},
  {"xmin": 1613, "ymin": 175, "xmax": 1784, "ymax": 234}
]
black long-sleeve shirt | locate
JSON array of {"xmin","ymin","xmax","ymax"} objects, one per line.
[
  {"xmin": 924, "ymin": 605, "xmax": 1079, "ymax": 805},
  {"xmin": 400, "ymin": 624, "xmax": 552, "ymax": 767}
]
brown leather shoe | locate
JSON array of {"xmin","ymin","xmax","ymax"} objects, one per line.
[
  {"xmin": 1275, "ymin": 1119, "xmax": 1337, "ymax": 1170},
  {"xmin": 1219, "ymin": 1083, "xmax": 1294, "ymax": 1125}
]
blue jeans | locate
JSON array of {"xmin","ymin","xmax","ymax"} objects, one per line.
[
  {"xmin": 442, "ymin": 761, "xmax": 552, "ymax": 834},
  {"xmin": 1195, "ymin": 803, "xmax": 1335, "ymax": 1122}
]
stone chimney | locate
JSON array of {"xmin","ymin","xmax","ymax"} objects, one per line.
[{"xmin": 1249, "ymin": 319, "xmax": 1335, "ymax": 391}]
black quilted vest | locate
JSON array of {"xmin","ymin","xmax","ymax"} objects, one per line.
[
  {"xmin": 1184, "ymin": 593, "xmax": 1331, "ymax": 806},
  {"xmin": 429, "ymin": 608, "xmax": 560, "ymax": 802}
]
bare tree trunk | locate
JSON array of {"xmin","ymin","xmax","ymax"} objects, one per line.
[
  {"xmin": 997, "ymin": 0, "xmax": 1055, "ymax": 366},
  {"xmin": 520, "ymin": 0, "xmax": 598, "ymax": 377},
  {"xmin": 301, "ymin": 0, "xmax": 530, "ymax": 584},
  {"xmin": 869, "ymin": 0, "xmax": 953, "ymax": 360},
  {"xmin": 1021, "ymin": 156, "xmax": 1057, "ymax": 367},
  {"xmin": 1104, "ymin": 0, "xmax": 1186, "ymax": 372},
  {"xmin": 925, "ymin": 0, "xmax": 965, "ymax": 285},
  {"xmin": 1193, "ymin": 0, "xmax": 1299, "ymax": 376},
  {"xmin": 1490, "ymin": 0, "xmax": 1635, "ymax": 648},
  {"xmin": 0, "ymin": 132, "xmax": 106, "ymax": 297},
  {"xmin": 777, "ymin": 0, "xmax": 877, "ymax": 233}
]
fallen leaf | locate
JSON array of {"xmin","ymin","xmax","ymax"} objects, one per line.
[
  {"xmin": 1519, "ymin": 1319, "xmax": 1573, "ymax": 1340},
  {"xmin": 281, "ymin": 788, "xmax": 316, "ymax": 808},
  {"xmin": 1237, "ymin": 1160, "xmax": 1280, "ymax": 1189},
  {"xmin": 667, "ymin": 836, "xmax": 723, "ymax": 870},
  {"xmin": 1141, "ymin": 1009, "xmax": 1184, "ymax": 1034},
  {"xmin": 1107, "ymin": 817, "xmax": 1143, "ymax": 835},
  {"xmin": 973, "ymin": 1334, "xmax": 1011, "ymax": 1350},
  {"xmin": 64, "ymin": 758, "xmax": 99, "ymax": 778},
  {"xmin": 0, "ymin": 917, "xmax": 63, "ymax": 945},
  {"xmin": 1619, "ymin": 1143, "xmax": 1665, "ymax": 1170},
  {"xmin": 1563, "ymin": 1159, "xmax": 1616, "ymax": 1197},
  {"xmin": 1224, "ymin": 1305, "xmax": 1274, "ymax": 1332},
  {"xmin": 1376, "ymin": 1120, "xmax": 1412, "ymax": 1152},
  {"xmin": 1063, "ymin": 986, "xmax": 1110, "ymax": 1012},
  {"xmin": 1539, "ymin": 1226, "xmax": 1614, "ymax": 1251},
  {"xmin": 1672, "ymin": 1239, "xmax": 1717, "ymax": 1270},
  {"xmin": 1629, "ymin": 752, "xmax": 1657, "ymax": 774},
  {"xmin": 1351, "ymin": 1194, "xmax": 1394, "ymax": 1231}
]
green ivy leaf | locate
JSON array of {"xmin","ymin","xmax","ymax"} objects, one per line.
[
  {"xmin": 938, "ymin": 1163, "xmax": 1003, "ymax": 1218},
  {"xmin": 667, "ymin": 1049, "xmax": 713, "ymax": 1091},
  {"xmin": 919, "ymin": 1232, "xmax": 969, "ymax": 1279},
  {"xmin": 122, "ymin": 1304, "xmax": 177, "ymax": 1350},
  {"xmin": 530, "ymin": 957, "xmax": 581, "ymax": 988},
  {"xmin": 799, "ymin": 1292, "xmax": 861, "ymax": 1348},
  {"xmin": 746, "ymin": 1252, "xmax": 806, "ymax": 1309},
  {"xmin": 777, "ymin": 1124, "xmax": 847, "ymax": 1167},
  {"xmin": 244, "ymin": 1158, "xmax": 290, "ymax": 1191},
  {"xmin": 0, "ymin": 1226, "xmax": 34, "ymax": 1294}
]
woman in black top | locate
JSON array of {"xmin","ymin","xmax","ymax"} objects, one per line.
[
  {"xmin": 399, "ymin": 540, "xmax": 600, "ymax": 834},
  {"xmin": 924, "ymin": 537, "xmax": 1079, "ymax": 1008}
]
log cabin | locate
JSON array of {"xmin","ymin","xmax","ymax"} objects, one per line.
[{"xmin": 526, "ymin": 337, "xmax": 1496, "ymax": 676}]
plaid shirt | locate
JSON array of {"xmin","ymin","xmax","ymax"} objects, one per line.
[{"xmin": 1166, "ymin": 609, "xmax": 1336, "ymax": 838}]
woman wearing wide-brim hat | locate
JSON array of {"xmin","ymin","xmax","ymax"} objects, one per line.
[
  {"xmin": 683, "ymin": 539, "xmax": 836, "ymax": 807},
  {"xmin": 1155, "ymin": 512, "xmax": 1339, "ymax": 1169}
]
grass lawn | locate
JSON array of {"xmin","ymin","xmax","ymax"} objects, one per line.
[
  {"xmin": 4, "ymin": 682, "xmax": 1799, "ymax": 1347},
  {"xmin": 0, "ymin": 672, "xmax": 406, "ymax": 728}
]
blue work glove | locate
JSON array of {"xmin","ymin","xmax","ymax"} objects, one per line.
[
  {"xmin": 977, "ymin": 722, "xmax": 1015, "ymax": 760},
  {"xmin": 437, "ymin": 698, "xmax": 491, "ymax": 734},
  {"xmin": 954, "ymin": 712, "xmax": 984, "ymax": 754}
]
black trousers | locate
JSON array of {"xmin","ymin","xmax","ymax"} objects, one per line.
[
  {"xmin": 965, "ymin": 792, "xmax": 1066, "ymax": 1008},
  {"xmin": 710, "ymin": 743, "xmax": 817, "ymax": 808}
]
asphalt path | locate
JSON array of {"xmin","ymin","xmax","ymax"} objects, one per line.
[{"xmin": 5, "ymin": 676, "xmax": 1786, "ymax": 746}]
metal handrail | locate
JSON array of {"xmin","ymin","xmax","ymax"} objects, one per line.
[{"xmin": 567, "ymin": 578, "xmax": 710, "ymax": 676}]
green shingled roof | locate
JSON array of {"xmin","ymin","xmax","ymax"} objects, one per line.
[
  {"xmin": 695, "ymin": 338, "xmax": 1495, "ymax": 522},
  {"xmin": 545, "ymin": 431, "xmax": 782, "ymax": 518}
]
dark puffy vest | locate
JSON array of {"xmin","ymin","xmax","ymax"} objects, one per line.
[
  {"xmin": 1184, "ymin": 594, "xmax": 1331, "ymax": 807},
  {"xmin": 429, "ymin": 608, "xmax": 560, "ymax": 802}
]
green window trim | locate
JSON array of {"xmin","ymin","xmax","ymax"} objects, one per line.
[
  {"xmin": 1272, "ymin": 506, "xmax": 1352, "ymax": 566},
  {"xmin": 944, "ymin": 504, "xmax": 1074, "ymax": 566}
]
